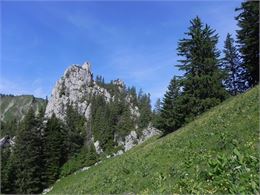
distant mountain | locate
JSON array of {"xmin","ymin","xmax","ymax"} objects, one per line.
[{"xmin": 0, "ymin": 94, "xmax": 47, "ymax": 123}]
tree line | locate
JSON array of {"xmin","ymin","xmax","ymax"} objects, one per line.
[{"xmin": 154, "ymin": 1, "xmax": 259, "ymax": 134}]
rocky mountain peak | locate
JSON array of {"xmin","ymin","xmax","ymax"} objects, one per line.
[
  {"xmin": 45, "ymin": 62, "xmax": 95, "ymax": 121},
  {"xmin": 82, "ymin": 61, "xmax": 91, "ymax": 72}
]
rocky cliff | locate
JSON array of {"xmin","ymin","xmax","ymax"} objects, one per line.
[
  {"xmin": 46, "ymin": 62, "xmax": 101, "ymax": 121},
  {"xmin": 45, "ymin": 61, "xmax": 161, "ymax": 153}
]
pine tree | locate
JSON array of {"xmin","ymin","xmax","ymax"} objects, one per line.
[
  {"xmin": 235, "ymin": 1, "xmax": 259, "ymax": 86},
  {"xmin": 65, "ymin": 105, "xmax": 85, "ymax": 159},
  {"xmin": 128, "ymin": 86, "xmax": 138, "ymax": 105},
  {"xmin": 152, "ymin": 98, "xmax": 162, "ymax": 129},
  {"xmin": 116, "ymin": 107, "xmax": 135, "ymax": 137},
  {"xmin": 138, "ymin": 91, "xmax": 152, "ymax": 129},
  {"xmin": 160, "ymin": 77, "xmax": 183, "ymax": 134},
  {"xmin": 90, "ymin": 94, "xmax": 116, "ymax": 151},
  {"xmin": 1, "ymin": 147, "xmax": 17, "ymax": 193},
  {"xmin": 176, "ymin": 16, "xmax": 227, "ymax": 123},
  {"xmin": 42, "ymin": 114, "xmax": 66, "ymax": 186},
  {"xmin": 12, "ymin": 108, "xmax": 44, "ymax": 193},
  {"xmin": 93, "ymin": 104, "xmax": 114, "ymax": 150},
  {"xmin": 222, "ymin": 33, "xmax": 247, "ymax": 95}
]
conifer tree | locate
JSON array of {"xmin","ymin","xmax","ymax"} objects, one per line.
[
  {"xmin": 138, "ymin": 91, "xmax": 152, "ymax": 129},
  {"xmin": 176, "ymin": 16, "xmax": 227, "ymax": 123},
  {"xmin": 12, "ymin": 108, "xmax": 44, "ymax": 193},
  {"xmin": 235, "ymin": 1, "xmax": 259, "ymax": 86},
  {"xmin": 116, "ymin": 106, "xmax": 134, "ymax": 137},
  {"xmin": 152, "ymin": 98, "xmax": 162, "ymax": 128},
  {"xmin": 65, "ymin": 105, "xmax": 85, "ymax": 159},
  {"xmin": 160, "ymin": 77, "xmax": 183, "ymax": 134},
  {"xmin": 222, "ymin": 33, "xmax": 246, "ymax": 95},
  {"xmin": 42, "ymin": 114, "xmax": 66, "ymax": 186},
  {"xmin": 93, "ymin": 105, "xmax": 114, "ymax": 149},
  {"xmin": 1, "ymin": 147, "xmax": 17, "ymax": 194},
  {"xmin": 128, "ymin": 86, "xmax": 138, "ymax": 105}
]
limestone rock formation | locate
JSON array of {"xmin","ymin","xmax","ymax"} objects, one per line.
[
  {"xmin": 45, "ymin": 62, "xmax": 110, "ymax": 121},
  {"xmin": 45, "ymin": 61, "xmax": 161, "ymax": 154},
  {"xmin": 116, "ymin": 124, "xmax": 161, "ymax": 151},
  {"xmin": 45, "ymin": 61, "xmax": 140, "ymax": 123}
]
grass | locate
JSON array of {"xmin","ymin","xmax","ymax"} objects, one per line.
[{"xmin": 49, "ymin": 86, "xmax": 259, "ymax": 194}]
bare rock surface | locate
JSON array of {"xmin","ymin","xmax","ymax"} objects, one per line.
[{"xmin": 45, "ymin": 62, "xmax": 110, "ymax": 121}]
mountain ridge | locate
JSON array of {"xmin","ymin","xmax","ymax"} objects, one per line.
[{"xmin": 0, "ymin": 94, "xmax": 46, "ymax": 123}]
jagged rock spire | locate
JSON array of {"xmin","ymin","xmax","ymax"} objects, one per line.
[
  {"xmin": 82, "ymin": 61, "xmax": 91, "ymax": 72},
  {"xmin": 45, "ymin": 61, "xmax": 110, "ymax": 121}
]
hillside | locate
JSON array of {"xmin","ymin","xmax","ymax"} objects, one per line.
[
  {"xmin": 49, "ymin": 86, "xmax": 259, "ymax": 194},
  {"xmin": 0, "ymin": 94, "xmax": 46, "ymax": 123}
]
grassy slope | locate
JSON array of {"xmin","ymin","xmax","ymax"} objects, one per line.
[
  {"xmin": 0, "ymin": 95, "xmax": 46, "ymax": 122},
  {"xmin": 50, "ymin": 86, "xmax": 259, "ymax": 194}
]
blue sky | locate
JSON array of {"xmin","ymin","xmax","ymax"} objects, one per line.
[{"xmin": 1, "ymin": 0, "xmax": 242, "ymax": 106}]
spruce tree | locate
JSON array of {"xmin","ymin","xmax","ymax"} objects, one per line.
[
  {"xmin": 116, "ymin": 106, "xmax": 134, "ymax": 137},
  {"xmin": 12, "ymin": 108, "xmax": 44, "ymax": 193},
  {"xmin": 160, "ymin": 77, "xmax": 183, "ymax": 134},
  {"xmin": 138, "ymin": 91, "xmax": 152, "ymax": 129},
  {"xmin": 65, "ymin": 105, "xmax": 85, "ymax": 159},
  {"xmin": 176, "ymin": 16, "xmax": 227, "ymax": 123},
  {"xmin": 93, "ymin": 105, "xmax": 114, "ymax": 150},
  {"xmin": 222, "ymin": 33, "xmax": 247, "ymax": 95},
  {"xmin": 42, "ymin": 114, "xmax": 66, "ymax": 186},
  {"xmin": 1, "ymin": 147, "xmax": 17, "ymax": 194},
  {"xmin": 235, "ymin": 1, "xmax": 259, "ymax": 86},
  {"xmin": 152, "ymin": 98, "xmax": 162, "ymax": 129}
]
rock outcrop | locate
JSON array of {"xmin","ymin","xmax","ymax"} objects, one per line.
[
  {"xmin": 116, "ymin": 124, "xmax": 161, "ymax": 151},
  {"xmin": 0, "ymin": 135, "xmax": 15, "ymax": 148},
  {"xmin": 45, "ymin": 62, "xmax": 110, "ymax": 121},
  {"xmin": 45, "ymin": 61, "xmax": 161, "ymax": 154}
]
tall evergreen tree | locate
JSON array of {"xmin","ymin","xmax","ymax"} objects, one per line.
[
  {"xmin": 116, "ymin": 106, "xmax": 135, "ymax": 137},
  {"xmin": 128, "ymin": 86, "xmax": 138, "ymax": 105},
  {"xmin": 153, "ymin": 98, "xmax": 161, "ymax": 115},
  {"xmin": 152, "ymin": 98, "xmax": 162, "ymax": 129},
  {"xmin": 235, "ymin": 1, "xmax": 259, "ymax": 86},
  {"xmin": 93, "ymin": 105, "xmax": 114, "ymax": 150},
  {"xmin": 1, "ymin": 147, "xmax": 17, "ymax": 194},
  {"xmin": 176, "ymin": 16, "xmax": 227, "ymax": 123},
  {"xmin": 65, "ymin": 105, "xmax": 85, "ymax": 159},
  {"xmin": 138, "ymin": 91, "xmax": 152, "ymax": 129},
  {"xmin": 42, "ymin": 114, "xmax": 66, "ymax": 186},
  {"xmin": 12, "ymin": 108, "xmax": 44, "ymax": 193},
  {"xmin": 160, "ymin": 77, "xmax": 183, "ymax": 134},
  {"xmin": 222, "ymin": 33, "xmax": 247, "ymax": 95}
]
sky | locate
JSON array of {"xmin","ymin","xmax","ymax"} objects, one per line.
[{"xmin": 1, "ymin": 0, "xmax": 242, "ymax": 106}]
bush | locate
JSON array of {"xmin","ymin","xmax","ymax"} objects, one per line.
[{"xmin": 60, "ymin": 147, "xmax": 99, "ymax": 177}]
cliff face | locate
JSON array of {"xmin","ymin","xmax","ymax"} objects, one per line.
[{"xmin": 45, "ymin": 62, "xmax": 109, "ymax": 121}]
